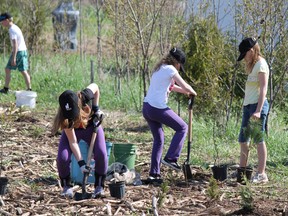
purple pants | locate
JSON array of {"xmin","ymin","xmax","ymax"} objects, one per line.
[
  {"xmin": 142, "ymin": 102, "xmax": 188, "ymax": 175},
  {"xmin": 57, "ymin": 125, "xmax": 107, "ymax": 179}
]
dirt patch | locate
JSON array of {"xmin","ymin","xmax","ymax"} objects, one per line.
[{"xmin": 0, "ymin": 107, "xmax": 287, "ymax": 215}]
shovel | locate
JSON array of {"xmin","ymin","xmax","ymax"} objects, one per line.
[
  {"xmin": 74, "ymin": 120, "xmax": 102, "ymax": 200},
  {"xmin": 182, "ymin": 95, "xmax": 195, "ymax": 180}
]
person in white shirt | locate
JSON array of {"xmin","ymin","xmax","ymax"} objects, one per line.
[
  {"xmin": 236, "ymin": 37, "xmax": 270, "ymax": 183},
  {"xmin": 142, "ymin": 47, "xmax": 197, "ymax": 182},
  {"xmin": 0, "ymin": 12, "xmax": 31, "ymax": 93}
]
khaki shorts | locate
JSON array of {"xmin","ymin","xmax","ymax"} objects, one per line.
[{"xmin": 6, "ymin": 50, "xmax": 29, "ymax": 72}]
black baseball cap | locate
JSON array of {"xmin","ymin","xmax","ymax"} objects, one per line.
[
  {"xmin": 59, "ymin": 90, "xmax": 79, "ymax": 120},
  {"xmin": 237, "ymin": 37, "xmax": 258, "ymax": 61},
  {"xmin": 0, "ymin": 12, "xmax": 12, "ymax": 22},
  {"xmin": 169, "ymin": 47, "xmax": 186, "ymax": 72}
]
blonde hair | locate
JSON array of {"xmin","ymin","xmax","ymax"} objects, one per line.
[
  {"xmin": 51, "ymin": 91, "xmax": 91, "ymax": 135},
  {"xmin": 152, "ymin": 53, "xmax": 179, "ymax": 73},
  {"xmin": 245, "ymin": 43, "xmax": 262, "ymax": 74}
]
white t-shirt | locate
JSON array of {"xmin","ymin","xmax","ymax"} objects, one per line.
[
  {"xmin": 243, "ymin": 58, "xmax": 269, "ymax": 106},
  {"xmin": 9, "ymin": 24, "xmax": 27, "ymax": 51},
  {"xmin": 144, "ymin": 64, "xmax": 178, "ymax": 109}
]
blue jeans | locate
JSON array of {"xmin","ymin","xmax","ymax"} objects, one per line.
[
  {"xmin": 142, "ymin": 102, "xmax": 187, "ymax": 175},
  {"xmin": 238, "ymin": 100, "xmax": 269, "ymax": 143}
]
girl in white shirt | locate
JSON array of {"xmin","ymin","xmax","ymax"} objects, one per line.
[{"xmin": 142, "ymin": 47, "xmax": 197, "ymax": 182}]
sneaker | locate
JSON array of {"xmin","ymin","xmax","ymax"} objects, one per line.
[
  {"xmin": 251, "ymin": 172, "xmax": 268, "ymax": 183},
  {"xmin": 161, "ymin": 158, "xmax": 181, "ymax": 171},
  {"xmin": 148, "ymin": 173, "xmax": 161, "ymax": 179},
  {"xmin": 146, "ymin": 174, "xmax": 163, "ymax": 185},
  {"xmin": 0, "ymin": 88, "xmax": 8, "ymax": 94},
  {"xmin": 61, "ymin": 186, "xmax": 73, "ymax": 198},
  {"xmin": 92, "ymin": 186, "xmax": 104, "ymax": 198}
]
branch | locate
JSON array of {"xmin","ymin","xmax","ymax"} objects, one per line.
[
  {"xmin": 106, "ymin": 202, "xmax": 112, "ymax": 216},
  {"xmin": 0, "ymin": 208, "xmax": 11, "ymax": 216},
  {"xmin": 152, "ymin": 195, "xmax": 159, "ymax": 216}
]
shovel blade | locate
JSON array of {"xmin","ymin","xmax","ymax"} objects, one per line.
[
  {"xmin": 74, "ymin": 192, "xmax": 93, "ymax": 201},
  {"xmin": 182, "ymin": 163, "xmax": 193, "ymax": 180}
]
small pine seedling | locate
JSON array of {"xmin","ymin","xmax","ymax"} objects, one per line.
[
  {"xmin": 158, "ymin": 181, "xmax": 169, "ymax": 207},
  {"xmin": 240, "ymin": 184, "xmax": 254, "ymax": 212},
  {"xmin": 207, "ymin": 177, "xmax": 220, "ymax": 200}
]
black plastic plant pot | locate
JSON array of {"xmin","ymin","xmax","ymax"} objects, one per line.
[
  {"xmin": 211, "ymin": 164, "xmax": 228, "ymax": 181},
  {"xmin": 108, "ymin": 181, "xmax": 125, "ymax": 199},
  {"xmin": 0, "ymin": 177, "xmax": 8, "ymax": 195},
  {"xmin": 237, "ymin": 167, "xmax": 253, "ymax": 184}
]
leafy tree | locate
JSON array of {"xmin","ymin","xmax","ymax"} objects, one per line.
[
  {"xmin": 183, "ymin": 15, "xmax": 235, "ymax": 119},
  {"xmin": 17, "ymin": 0, "xmax": 56, "ymax": 55}
]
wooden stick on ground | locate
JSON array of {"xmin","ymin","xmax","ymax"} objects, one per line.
[
  {"xmin": 124, "ymin": 200, "xmax": 136, "ymax": 212},
  {"xmin": 106, "ymin": 203, "xmax": 112, "ymax": 216},
  {"xmin": 0, "ymin": 208, "xmax": 12, "ymax": 216},
  {"xmin": 0, "ymin": 196, "xmax": 5, "ymax": 206},
  {"xmin": 152, "ymin": 195, "xmax": 159, "ymax": 216},
  {"xmin": 113, "ymin": 206, "xmax": 121, "ymax": 216}
]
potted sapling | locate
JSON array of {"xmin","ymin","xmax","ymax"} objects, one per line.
[{"xmin": 211, "ymin": 120, "xmax": 228, "ymax": 181}]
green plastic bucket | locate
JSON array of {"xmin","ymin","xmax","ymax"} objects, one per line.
[{"xmin": 109, "ymin": 143, "xmax": 137, "ymax": 169}]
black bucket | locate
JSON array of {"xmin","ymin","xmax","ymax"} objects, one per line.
[
  {"xmin": 211, "ymin": 164, "xmax": 228, "ymax": 181},
  {"xmin": 237, "ymin": 167, "xmax": 253, "ymax": 184},
  {"xmin": 0, "ymin": 177, "xmax": 8, "ymax": 195},
  {"xmin": 108, "ymin": 181, "xmax": 125, "ymax": 199}
]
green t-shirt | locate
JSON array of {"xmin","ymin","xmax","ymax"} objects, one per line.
[{"xmin": 243, "ymin": 58, "xmax": 269, "ymax": 106}]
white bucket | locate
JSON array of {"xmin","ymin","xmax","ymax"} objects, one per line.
[{"xmin": 15, "ymin": 91, "xmax": 37, "ymax": 108}]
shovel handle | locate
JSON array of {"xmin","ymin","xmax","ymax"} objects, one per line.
[
  {"xmin": 82, "ymin": 172, "xmax": 89, "ymax": 194},
  {"xmin": 86, "ymin": 132, "xmax": 97, "ymax": 167},
  {"xmin": 82, "ymin": 121, "xmax": 102, "ymax": 192},
  {"xmin": 188, "ymin": 95, "xmax": 195, "ymax": 110},
  {"xmin": 186, "ymin": 96, "xmax": 194, "ymax": 162},
  {"xmin": 187, "ymin": 110, "xmax": 193, "ymax": 162}
]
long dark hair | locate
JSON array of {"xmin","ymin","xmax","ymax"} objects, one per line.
[{"xmin": 152, "ymin": 53, "xmax": 179, "ymax": 73}]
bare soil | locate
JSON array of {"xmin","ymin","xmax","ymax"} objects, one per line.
[{"xmin": 0, "ymin": 105, "xmax": 287, "ymax": 216}]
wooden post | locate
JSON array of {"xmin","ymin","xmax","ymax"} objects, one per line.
[
  {"xmin": 90, "ymin": 60, "xmax": 94, "ymax": 83},
  {"xmin": 79, "ymin": 0, "xmax": 83, "ymax": 61}
]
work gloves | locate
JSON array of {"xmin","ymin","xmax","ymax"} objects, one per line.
[
  {"xmin": 92, "ymin": 105, "xmax": 105, "ymax": 122},
  {"xmin": 78, "ymin": 160, "xmax": 91, "ymax": 173},
  {"xmin": 94, "ymin": 109, "xmax": 105, "ymax": 121}
]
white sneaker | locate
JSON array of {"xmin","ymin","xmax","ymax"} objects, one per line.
[
  {"xmin": 251, "ymin": 172, "xmax": 268, "ymax": 183},
  {"xmin": 61, "ymin": 186, "xmax": 73, "ymax": 198}
]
